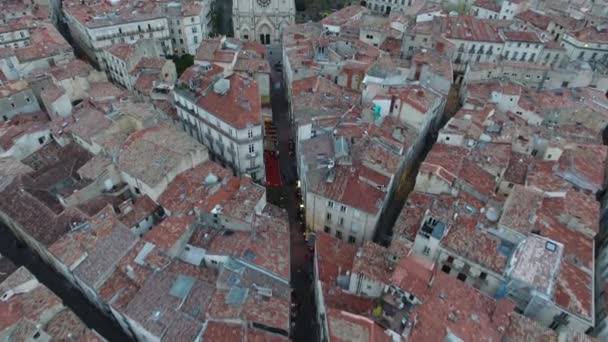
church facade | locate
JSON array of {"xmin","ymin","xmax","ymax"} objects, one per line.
[{"xmin": 232, "ymin": 0, "xmax": 296, "ymax": 46}]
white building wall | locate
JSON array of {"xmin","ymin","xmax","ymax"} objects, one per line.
[
  {"xmin": 0, "ymin": 130, "xmax": 50, "ymax": 160},
  {"xmin": 173, "ymin": 90, "xmax": 266, "ymax": 182},
  {"xmin": 0, "ymin": 88, "xmax": 41, "ymax": 121},
  {"xmin": 305, "ymin": 191, "xmax": 377, "ymax": 245},
  {"xmin": 414, "ymin": 172, "xmax": 453, "ymax": 195},
  {"xmin": 502, "ymin": 40, "xmax": 543, "ymax": 63},
  {"xmin": 562, "ymin": 34, "xmax": 608, "ymax": 63},
  {"xmin": 348, "ymin": 273, "xmax": 385, "ymax": 298}
]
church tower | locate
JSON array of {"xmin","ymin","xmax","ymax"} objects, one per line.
[{"xmin": 232, "ymin": 0, "xmax": 296, "ymax": 46}]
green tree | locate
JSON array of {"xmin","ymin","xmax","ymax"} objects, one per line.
[{"xmin": 171, "ymin": 54, "xmax": 194, "ymax": 77}]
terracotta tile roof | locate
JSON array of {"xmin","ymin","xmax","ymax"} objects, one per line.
[
  {"xmin": 469, "ymin": 142, "xmax": 511, "ymax": 178},
  {"xmin": 420, "ymin": 143, "xmax": 468, "ymax": 185},
  {"xmin": 505, "ymin": 235, "xmax": 562, "ymax": 298},
  {"xmin": 351, "ymin": 136, "xmax": 401, "ymax": 175},
  {"xmin": 63, "ymin": 0, "xmax": 164, "ymax": 28},
  {"xmin": 99, "ymin": 239, "xmax": 172, "ymax": 307},
  {"xmin": 65, "ymin": 106, "xmax": 113, "ymax": 141},
  {"xmin": 14, "ymin": 23, "xmax": 72, "ymax": 62},
  {"xmin": 105, "ymin": 43, "xmax": 135, "ymax": 61},
  {"xmin": 41, "ymin": 83, "xmax": 65, "ymax": 103},
  {"xmin": 498, "ymin": 185, "xmax": 544, "ymax": 235},
  {"xmin": 503, "ymin": 312, "xmax": 556, "ymax": 342},
  {"xmin": 119, "ymin": 195, "xmax": 158, "ymax": 228},
  {"xmin": 132, "ymin": 56, "xmax": 167, "ymax": 73},
  {"xmin": 117, "ymin": 125, "xmax": 205, "ymax": 188},
  {"xmin": 44, "ymin": 309, "xmax": 91, "ymax": 341},
  {"xmin": 111, "ymin": 261, "xmax": 210, "ymax": 338},
  {"xmin": 246, "ymin": 328, "xmax": 289, "ymax": 341},
  {"xmin": 0, "ymin": 268, "xmax": 61, "ymax": 332},
  {"xmin": 537, "ymin": 208, "xmax": 593, "ymax": 271},
  {"xmin": 307, "ymin": 163, "xmax": 385, "ymax": 215},
  {"xmin": 458, "ymin": 158, "xmax": 497, "ymax": 197},
  {"xmin": 191, "ymin": 228, "xmax": 248, "ymax": 257},
  {"xmin": 326, "ymin": 308, "xmax": 391, "ymax": 342},
  {"xmin": 49, "ymin": 59, "xmax": 94, "ymax": 81},
  {"xmin": 442, "ymin": 16, "xmax": 503, "ymax": 42},
  {"xmin": 291, "ymin": 76, "xmax": 361, "ymax": 123},
  {"xmin": 315, "ymin": 232, "xmax": 357, "ymax": 284},
  {"xmin": 412, "ymin": 49, "xmax": 453, "ymax": 81},
  {"xmin": 539, "ymin": 189, "xmax": 599, "ymax": 238},
  {"xmin": 388, "ymin": 238, "xmax": 412, "ymax": 261},
  {"xmin": 556, "ymin": 144, "xmax": 608, "ymax": 193},
  {"xmin": 196, "ymin": 73, "xmax": 261, "ymax": 129},
  {"xmin": 98, "ymin": 269, "xmax": 141, "ymax": 309},
  {"xmin": 178, "ymin": 278, "xmax": 215, "ymax": 321},
  {"xmin": 242, "ymin": 291, "xmax": 290, "ymax": 332},
  {"xmin": 473, "ymin": 0, "xmax": 500, "ymax": 12},
  {"xmin": 194, "ymin": 38, "xmax": 236, "ymax": 64},
  {"xmin": 134, "ymin": 73, "xmax": 159, "ymax": 94},
  {"xmin": 554, "ymin": 260, "xmax": 592, "ymax": 320},
  {"xmin": 501, "ymin": 30, "xmax": 542, "ymax": 43},
  {"xmin": 161, "ymin": 312, "xmax": 203, "ymax": 341},
  {"xmin": 206, "ymin": 289, "xmax": 243, "ymax": 320},
  {"xmin": 320, "ymin": 5, "xmax": 368, "ymax": 26},
  {"xmin": 243, "ymin": 214, "xmax": 290, "ymax": 280},
  {"xmin": 393, "ymin": 192, "xmax": 434, "ymax": 241},
  {"xmin": 143, "ymin": 215, "xmax": 194, "ymax": 252},
  {"xmin": 234, "ymin": 50, "xmax": 271, "ymax": 74},
  {"xmin": 77, "ymin": 154, "xmax": 112, "ymax": 181},
  {"xmin": 321, "ymin": 282, "xmax": 375, "ymax": 315},
  {"xmin": 442, "ymin": 215, "xmax": 508, "ymax": 273},
  {"xmin": 408, "ymin": 272, "xmax": 507, "ymax": 341},
  {"xmin": 351, "ymin": 242, "xmax": 393, "ymax": 285},
  {"xmin": 189, "ymin": 212, "xmax": 290, "ymax": 280},
  {"xmin": 526, "ymin": 159, "xmax": 571, "ymax": 192},
  {"xmin": 571, "ymin": 26, "xmax": 608, "ymax": 44},
  {"xmin": 393, "ymin": 85, "xmax": 440, "ymax": 114},
  {"xmin": 208, "ymin": 178, "xmax": 265, "ymax": 223},
  {"xmin": 503, "ymin": 152, "xmax": 530, "ymax": 184},
  {"xmin": 49, "ymin": 207, "xmax": 138, "ymax": 289},
  {"xmin": 201, "ymin": 322, "xmax": 244, "ymax": 342},
  {"xmin": 0, "ymin": 177, "xmax": 88, "ymax": 246},
  {"xmin": 379, "ymin": 37, "xmax": 402, "ymax": 58},
  {"xmin": 515, "ymin": 10, "xmax": 551, "ymax": 30},
  {"xmin": 87, "ymin": 82, "xmax": 126, "ymax": 100},
  {"xmin": 0, "ymin": 121, "xmax": 49, "ymax": 151},
  {"xmin": 390, "ymin": 254, "xmax": 434, "ymax": 299}
]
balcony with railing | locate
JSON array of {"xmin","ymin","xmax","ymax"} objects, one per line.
[
  {"xmin": 246, "ymin": 164, "xmax": 261, "ymax": 172},
  {"xmin": 227, "ymin": 145, "xmax": 236, "ymax": 157},
  {"xmin": 94, "ymin": 25, "xmax": 167, "ymax": 41}
]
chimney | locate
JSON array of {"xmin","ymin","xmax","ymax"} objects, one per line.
[{"xmin": 125, "ymin": 265, "xmax": 137, "ymax": 282}]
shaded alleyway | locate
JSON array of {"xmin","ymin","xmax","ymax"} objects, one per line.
[
  {"xmin": 0, "ymin": 223, "xmax": 134, "ymax": 341},
  {"xmin": 266, "ymin": 62, "xmax": 317, "ymax": 340}
]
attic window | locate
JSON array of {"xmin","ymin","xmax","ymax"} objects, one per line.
[{"xmin": 546, "ymin": 241, "xmax": 557, "ymax": 252}]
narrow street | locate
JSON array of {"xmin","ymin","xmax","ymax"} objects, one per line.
[
  {"xmin": 268, "ymin": 66, "xmax": 317, "ymax": 340},
  {"xmin": 0, "ymin": 223, "xmax": 133, "ymax": 341}
]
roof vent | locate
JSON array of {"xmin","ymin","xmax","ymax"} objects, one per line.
[
  {"xmin": 205, "ymin": 173, "xmax": 219, "ymax": 184},
  {"xmin": 1, "ymin": 290, "xmax": 14, "ymax": 302},
  {"xmin": 198, "ymin": 61, "xmax": 212, "ymax": 72},
  {"xmin": 213, "ymin": 78, "xmax": 230, "ymax": 95},
  {"xmin": 485, "ymin": 207, "xmax": 499, "ymax": 222}
]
